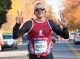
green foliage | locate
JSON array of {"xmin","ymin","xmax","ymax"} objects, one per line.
[
  {"xmin": 0, "ymin": 0, "xmax": 12, "ymax": 10},
  {"xmin": 0, "ymin": 0, "xmax": 12, "ymax": 28},
  {"xmin": 0, "ymin": 7, "xmax": 7, "ymax": 27}
]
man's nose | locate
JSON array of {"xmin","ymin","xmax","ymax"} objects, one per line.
[{"xmin": 38, "ymin": 9, "xmax": 42, "ymax": 12}]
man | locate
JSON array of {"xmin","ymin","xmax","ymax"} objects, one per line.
[{"xmin": 13, "ymin": 3, "xmax": 69, "ymax": 59}]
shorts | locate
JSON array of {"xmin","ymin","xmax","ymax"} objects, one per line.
[{"xmin": 29, "ymin": 53, "xmax": 54, "ymax": 59}]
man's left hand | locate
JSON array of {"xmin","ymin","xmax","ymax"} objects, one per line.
[{"xmin": 59, "ymin": 11, "xmax": 68, "ymax": 28}]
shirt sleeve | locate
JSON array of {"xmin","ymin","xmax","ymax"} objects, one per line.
[
  {"xmin": 13, "ymin": 20, "xmax": 32, "ymax": 39},
  {"xmin": 48, "ymin": 20, "xmax": 69, "ymax": 39}
]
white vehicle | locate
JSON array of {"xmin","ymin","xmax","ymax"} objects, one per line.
[
  {"xmin": 0, "ymin": 30, "xmax": 4, "ymax": 51},
  {"xmin": 74, "ymin": 29, "xmax": 80, "ymax": 44},
  {"xmin": 69, "ymin": 32, "xmax": 75, "ymax": 41},
  {"xmin": 2, "ymin": 34, "xmax": 18, "ymax": 50}
]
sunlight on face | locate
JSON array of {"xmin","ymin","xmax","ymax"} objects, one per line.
[{"xmin": 34, "ymin": 3, "xmax": 46, "ymax": 18}]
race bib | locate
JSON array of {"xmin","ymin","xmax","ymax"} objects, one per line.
[{"xmin": 34, "ymin": 40, "xmax": 47, "ymax": 54}]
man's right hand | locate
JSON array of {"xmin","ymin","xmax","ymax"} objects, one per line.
[{"xmin": 16, "ymin": 10, "xmax": 23, "ymax": 24}]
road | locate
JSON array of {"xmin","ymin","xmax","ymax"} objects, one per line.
[
  {"xmin": 52, "ymin": 40, "xmax": 80, "ymax": 59},
  {"xmin": 0, "ymin": 40, "xmax": 80, "ymax": 59}
]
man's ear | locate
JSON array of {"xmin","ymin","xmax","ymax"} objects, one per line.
[
  {"xmin": 45, "ymin": 10, "xmax": 46, "ymax": 13},
  {"xmin": 34, "ymin": 12, "xmax": 35, "ymax": 14}
]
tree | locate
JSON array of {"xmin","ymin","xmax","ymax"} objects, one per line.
[
  {"xmin": 63, "ymin": 0, "xmax": 80, "ymax": 30},
  {"xmin": 0, "ymin": 0, "xmax": 12, "ymax": 51},
  {"xmin": 0, "ymin": 0, "xmax": 12, "ymax": 28}
]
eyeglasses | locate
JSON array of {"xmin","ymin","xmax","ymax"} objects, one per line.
[{"xmin": 35, "ymin": 8, "xmax": 45, "ymax": 11}]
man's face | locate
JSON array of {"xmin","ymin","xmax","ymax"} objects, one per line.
[{"xmin": 34, "ymin": 4, "xmax": 46, "ymax": 18}]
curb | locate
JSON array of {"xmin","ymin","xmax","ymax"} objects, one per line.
[{"xmin": 0, "ymin": 50, "xmax": 28, "ymax": 57}]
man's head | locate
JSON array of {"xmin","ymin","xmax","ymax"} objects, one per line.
[{"xmin": 34, "ymin": 3, "xmax": 46, "ymax": 18}]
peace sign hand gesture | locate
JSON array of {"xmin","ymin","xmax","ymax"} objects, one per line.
[
  {"xmin": 59, "ymin": 11, "xmax": 68, "ymax": 28},
  {"xmin": 16, "ymin": 10, "xmax": 23, "ymax": 24}
]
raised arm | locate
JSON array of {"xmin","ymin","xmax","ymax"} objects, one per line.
[
  {"xmin": 13, "ymin": 21, "xmax": 32, "ymax": 39},
  {"xmin": 13, "ymin": 10, "xmax": 32, "ymax": 39},
  {"xmin": 50, "ymin": 11, "xmax": 69, "ymax": 39},
  {"xmin": 49, "ymin": 20, "xmax": 69, "ymax": 39}
]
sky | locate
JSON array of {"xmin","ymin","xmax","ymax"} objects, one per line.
[{"xmin": 46, "ymin": 0, "xmax": 65, "ymax": 21}]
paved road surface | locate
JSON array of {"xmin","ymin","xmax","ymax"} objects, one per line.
[{"xmin": 0, "ymin": 40, "xmax": 80, "ymax": 59}]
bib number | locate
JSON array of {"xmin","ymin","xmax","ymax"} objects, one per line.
[{"xmin": 34, "ymin": 40, "xmax": 47, "ymax": 54}]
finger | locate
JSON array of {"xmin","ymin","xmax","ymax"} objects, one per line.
[
  {"xmin": 19, "ymin": 11, "xmax": 22, "ymax": 16},
  {"xmin": 59, "ymin": 10, "xmax": 64, "ymax": 20},
  {"xmin": 17, "ymin": 10, "xmax": 19, "ymax": 15},
  {"xmin": 59, "ymin": 10, "xmax": 62, "ymax": 17},
  {"xmin": 17, "ymin": 10, "xmax": 22, "ymax": 16},
  {"xmin": 60, "ymin": 12, "xmax": 63, "ymax": 20}
]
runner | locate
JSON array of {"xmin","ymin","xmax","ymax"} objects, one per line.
[{"xmin": 13, "ymin": 3, "xmax": 69, "ymax": 59}]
